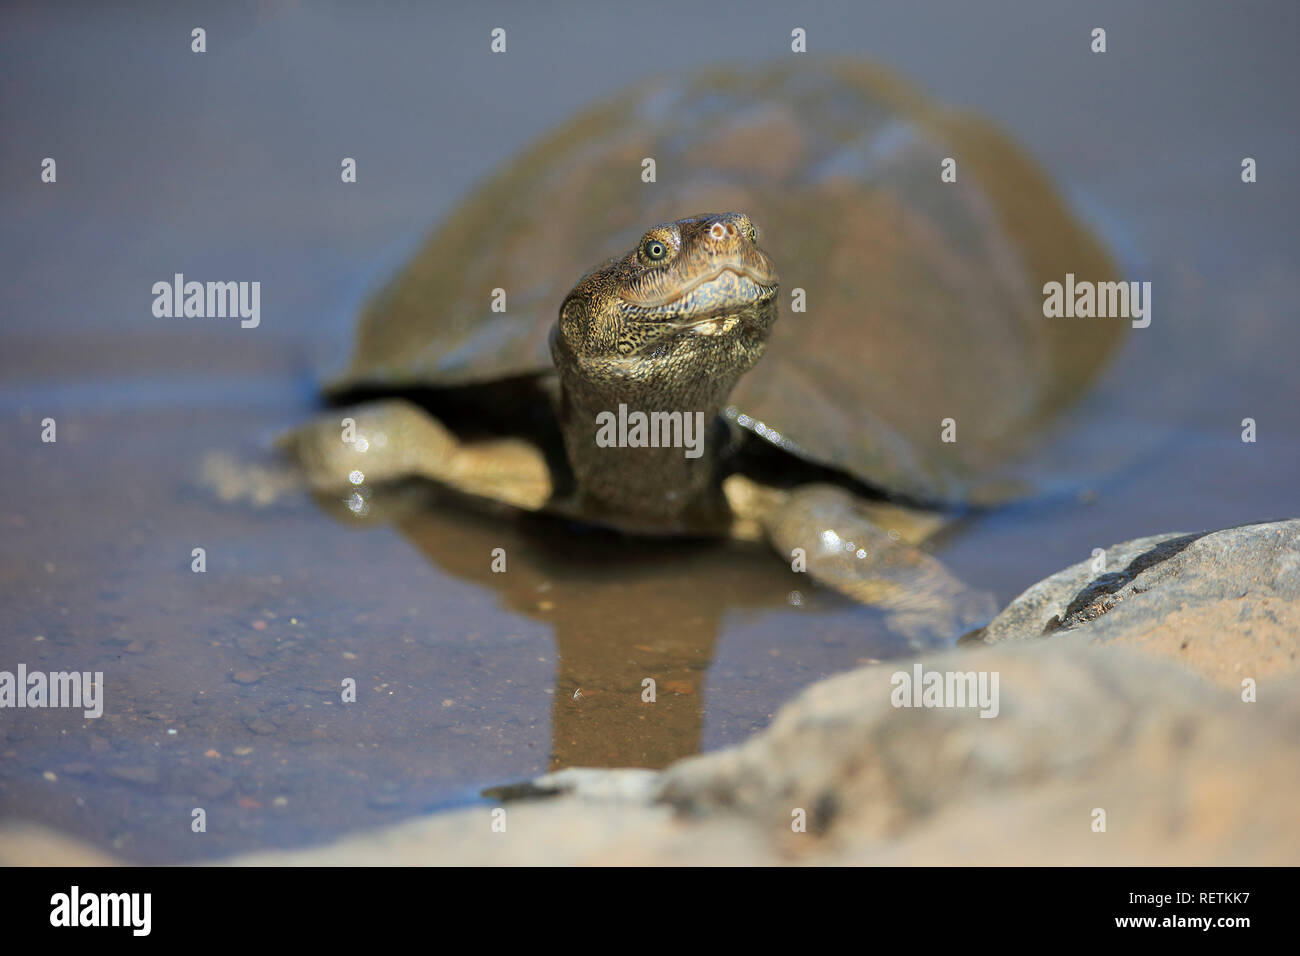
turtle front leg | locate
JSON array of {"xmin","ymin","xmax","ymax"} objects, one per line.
[
  {"xmin": 279, "ymin": 398, "xmax": 552, "ymax": 512},
  {"xmin": 727, "ymin": 477, "xmax": 997, "ymax": 646}
]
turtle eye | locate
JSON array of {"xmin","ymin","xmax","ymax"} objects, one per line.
[
  {"xmin": 643, "ymin": 239, "xmax": 668, "ymax": 262},
  {"xmin": 745, "ymin": 224, "xmax": 758, "ymax": 242}
]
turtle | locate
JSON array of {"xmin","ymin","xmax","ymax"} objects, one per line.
[{"xmin": 282, "ymin": 60, "xmax": 1123, "ymax": 643}]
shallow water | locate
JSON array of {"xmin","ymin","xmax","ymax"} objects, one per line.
[{"xmin": 2, "ymin": 2, "xmax": 1297, "ymax": 862}]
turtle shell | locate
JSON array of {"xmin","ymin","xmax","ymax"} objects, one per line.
[{"xmin": 334, "ymin": 60, "xmax": 1122, "ymax": 504}]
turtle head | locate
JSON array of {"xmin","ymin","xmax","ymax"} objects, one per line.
[
  {"xmin": 548, "ymin": 212, "xmax": 779, "ymax": 527},
  {"xmin": 551, "ymin": 212, "xmax": 779, "ymax": 399}
]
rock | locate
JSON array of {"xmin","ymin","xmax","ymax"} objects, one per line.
[
  {"xmin": 214, "ymin": 643, "xmax": 1298, "ymax": 865},
  {"xmin": 4, "ymin": 641, "xmax": 1280, "ymax": 866},
  {"xmin": 971, "ymin": 519, "xmax": 1300, "ymax": 688},
  {"xmin": 483, "ymin": 767, "xmax": 661, "ymax": 804},
  {"xmin": 655, "ymin": 643, "xmax": 1300, "ymax": 864},
  {"xmin": 0, "ymin": 824, "xmax": 121, "ymax": 867},
  {"xmin": 4, "ymin": 520, "xmax": 1297, "ymax": 866},
  {"xmin": 105, "ymin": 765, "xmax": 161, "ymax": 786},
  {"xmin": 226, "ymin": 798, "xmax": 769, "ymax": 867},
  {"xmin": 194, "ymin": 773, "xmax": 236, "ymax": 799}
]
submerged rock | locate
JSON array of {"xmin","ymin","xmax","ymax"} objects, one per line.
[{"xmin": 971, "ymin": 519, "xmax": 1300, "ymax": 688}]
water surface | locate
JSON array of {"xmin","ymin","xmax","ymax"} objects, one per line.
[{"xmin": 2, "ymin": 1, "xmax": 1296, "ymax": 862}]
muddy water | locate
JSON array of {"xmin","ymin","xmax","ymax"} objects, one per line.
[
  {"xmin": 2, "ymin": 2, "xmax": 1297, "ymax": 862},
  {"xmin": 1, "ymin": 392, "xmax": 895, "ymax": 861}
]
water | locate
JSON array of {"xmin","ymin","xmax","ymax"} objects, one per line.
[{"xmin": 2, "ymin": 1, "xmax": 1296, "ymax": 862}]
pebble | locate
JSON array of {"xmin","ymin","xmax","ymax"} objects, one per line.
[{"xmin": 107, "ymin": 765, "xmax": 160, "ymax": 785}]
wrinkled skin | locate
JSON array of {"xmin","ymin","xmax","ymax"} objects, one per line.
[{"xmin": 551, "ymin": 212, "xmax": 778, "ymax": 529}]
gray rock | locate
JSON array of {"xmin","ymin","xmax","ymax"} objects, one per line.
[
  {"xmin": 483, "ymin": 767, "xmax": 662, "ymax": 804},
  {"xmin": 971, "ymin": 519, "xmax": 1300, "ymax": 688},
  {"xmin": 654, "ymin": 642, "xmax": 1299, "ymax": 863}
]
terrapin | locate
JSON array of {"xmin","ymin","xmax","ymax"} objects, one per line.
[{"xmin": 284, "ymin": 61, "xmax": 1122, "ymax": 642}]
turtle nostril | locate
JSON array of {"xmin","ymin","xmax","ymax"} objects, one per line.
[
  {"xmin": 710, "ymin": 222, "xmax": 727, "ymax": 240},
  {"xmin": 725, "ymin": 223, "xmax": 737, "ymax": 237}
]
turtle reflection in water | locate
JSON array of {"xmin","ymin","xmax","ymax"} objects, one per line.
[{"xmin": 285, "ymin": 61, "xmax": 1122, "ymax": 644}]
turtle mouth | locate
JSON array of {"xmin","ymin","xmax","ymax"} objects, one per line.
[{"xmin": 617, "ymin": 267, "xmax": 779, "ymax": 326}]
